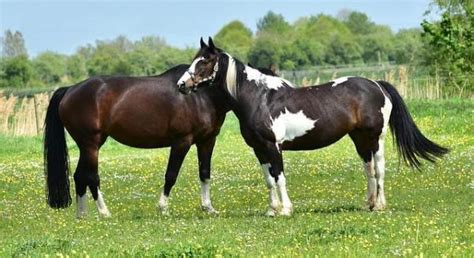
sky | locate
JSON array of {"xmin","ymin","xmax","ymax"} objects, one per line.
[{"xmin": 0, "ymin": 0, "xmax": 435, "ymax": 57}]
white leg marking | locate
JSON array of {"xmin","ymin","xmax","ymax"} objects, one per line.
[
  {"xmin": 95, "ymin": 190, "xmax": 111, "ymax": 217},
  {"xmin": 374, "ymin": 142, "xmax": 386, "ymax": 210},
  {"xmin": 276, "ymin": 173, "xmax": 293, "ymax": 216},
  {"xmin": 76, "ymin": 194, "xmax": 87, "ymax": 219},
  {"xmin": 200, "ymin": 179, "xmax": 218, "ymax": 214},
  {"xmin": 364, "ymin": 156, "xmax": 377, "ymax": 210},
  {"xmin": 158, "ymin": 190, "xmax": 169, "ymax": 215},
  {"xmin": 373, "ymin": 93, "xmax": 392, "ymax": 210},
  {"xmin": 261, "ymin": 163, "xmax": 280, "ymax": 216}
]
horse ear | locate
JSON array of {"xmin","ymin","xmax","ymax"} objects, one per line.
[
  {"xmin": 270, "ymin": 64, "xmax": 277, "ymax": 74},
  {"xmin": 200, "ymin": 37, "xmax": 208, "ymax": 49},
  {"xmin": 208, "ymin": 37, "xmax": 216, "ymax": 51}
]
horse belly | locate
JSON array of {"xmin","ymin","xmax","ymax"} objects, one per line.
[
  {"xmin": 281, "ymin": 129, "xmax": 347, "ymax": 150},
  {"xmin": 106, "ymin": 108, "xmax": 178, "ymax": 148}
]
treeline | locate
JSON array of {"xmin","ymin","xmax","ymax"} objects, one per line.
[
  {"xmin": 0, "ymin": 33, "xmax": 195, "ymax": 88},
  {"xmin": 0, "ymin": 1, "xmax": 472, "ymax": 94}
]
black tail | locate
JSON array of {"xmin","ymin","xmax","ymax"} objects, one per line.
[
  {"xmin": 378, "ymin": 81, "xmax": 449, "ymax": 170},
  {"xmin": 44, "ymin": 87, "xmax": 72, "ymax": 208}
]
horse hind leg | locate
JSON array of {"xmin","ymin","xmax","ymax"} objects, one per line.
[
  {"xmin": 350, "ymin": 130, "xmax": 379, "ymax": 211},
  {"xmin": 373, "ymin": 132, "xmax": 387, "ymax": 211},
  {"xmin": 74, "ymin": 135, "xmax": 110, "ymax": 218}
]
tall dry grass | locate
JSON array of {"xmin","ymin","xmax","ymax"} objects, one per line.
[
  {"xmin": 287, "ymin": 65, "xmax": 449, "ymax": 99},
  {"xmin": 0, "ymin": 92, "xmax": 50, "ymax": 136}
]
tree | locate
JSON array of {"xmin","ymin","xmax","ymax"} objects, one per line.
[
  {"xmin": 66, "ymin": 54, "xmax": 88, "ymax": 81},
  {"xmin": 248, "ymin": 36, "xmax": 283, "ymax": 69},
  {"xmin": 393, "ymin": 28, "xmax": 424, "ymax": 64},
  {"xmin": 357, "ymin": 25, "xmax": 395, "ymax": 63},
  {"xmin": 421, "ymin": 0, "xmax": 473, "ymax": 95},
  {"xmin": 1, "ymin": 30, "xmax": 28, "ymax": 58},
  {"xmin": 257, "ymin": 11, "xmax": 291, "ymax": 35},
  {"xmin": 33, "ymin": 51, "xmax": 67, "ymax": 84},
  {"xmin": 1, "ymin": 55, "xmax": 33, "ymax": 88},
  {"xmin": 214, "ymin": 20, "xmax": 253, "ymax": 61},
  {"xmin": 344, "ymin": 11, "xmax": 375, "ymax": 35}
]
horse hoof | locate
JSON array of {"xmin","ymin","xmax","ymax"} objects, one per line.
[
  {"xmin": 99, "ymin": 211, "xmax": 112, "ymax": 218},
  {"xmin": 201, "ymin": 205, "xmax": 219, "ymax": 215},
  {"xmin": 76, "ymin": 212, "xmax": 87, "ymax": 219},
  {"xmin": 372, "ymin": 204, "xmax": 386, "ymax": 211},
  {"xmin": 279, "ymin": 208, "xmax": 292, "ymax": 216},
  {"xmin": 265, "ymin": 209, "xmax": 277, "ymax": 217}
]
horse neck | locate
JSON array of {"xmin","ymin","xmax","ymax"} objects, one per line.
[{"xmin": 223, "ymin": 65, "xmax": 294, "ymax": 120}]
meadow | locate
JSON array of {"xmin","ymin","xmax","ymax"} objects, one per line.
[{"xmin": 0, "ymin": 99, "xmax": 472, "ymax": 257}]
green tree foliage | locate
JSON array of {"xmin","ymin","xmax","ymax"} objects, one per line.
[
  {"xmin": 393, "ymin": 28, "xmax": 424, "ymax": 64},
  {"xmin": 257, "ymin": 11, "xmax": 291, "ymax": 35},
  {"xmin": 32, "ymin": 51, "xmax": 66, "ymax": 85},
  {"xmin": 0, "ymin": 9, "xmax": 448, "ymax": 89},
  {"xmin": 248, "ymin": 35, "xmax": 283, "ymax": 69},
  {"xmin": 421, "ymin": 0, "xmax": 473, "ymax": 95},
  {"xmin": 214, "ymin": 21, "xmax": 253, "ymax": 61},
  {"xmin": 66, "ymin": 54, "xmax": 87, "ymax": 82},
  {"xmin": 344, "ymin": 11, "xmax": 375, "ymax": 35},
  {"xmin": 1, "ymin": 55, "xmax": 33, "ymax": 88}
]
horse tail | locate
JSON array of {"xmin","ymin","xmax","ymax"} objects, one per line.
[
  {"xmin": 44, "ymin": 87, "xmax": 72, "ymax": 208},
  {"xmin": 378, "ymin": 81, "xmax": 449, "ymax": 169}
]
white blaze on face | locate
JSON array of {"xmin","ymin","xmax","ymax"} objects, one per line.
[
  {"xmin": 177, "ymin": 56, "xmax": 205, "ymax": 85},
  {"xmin": 270, "ymin": 108, "xmax": 318, "ymax": 144},
  {"xmin": 331, "ymin": 76, "xmax": 352, "ymax": 87},
  {"xmin": 244, "ymin": 65, "xmax": 294, "ymax": 90}
]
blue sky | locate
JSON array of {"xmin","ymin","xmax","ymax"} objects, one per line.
[{"xmin": 0, "ymin": 0, "xmax": 434, "ymax": 57}]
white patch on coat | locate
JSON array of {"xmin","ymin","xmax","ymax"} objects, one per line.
[
  {"xmin": 261, "ymin": 163, "xmax": 280, "ymax": 216},
  {"xmin": 95, "ymin": 190, "xmax": 111, "ymax": 217},
  {"xmin": 76, "ymin": 194, "xmax": 87, "ymax": 218},
  {"xmin": 177, "ymin": 56, "xmax": 204, "ymax": 85},
  {"xmin": 270, "ymin": 108, "xmax": 318, "ymax": 145},
  {"xmin": 275, "ymin": 173, "xmax": 293, "ymax": 216},
  {"xmin": 244, "ymin": 65, "xmax": 294, "ymax": 90},
  {"xmin": 158, "ymin": 191, "xmax": 169, "ymax": 213},
  {"xmin": 224, "ymin": 53, "xmax": 238, "ymax": 98},
  {"xmin": 200, "ymin": 179, "xmax": 217, "ymax": 213},
  {"xmin": 331, "ymin": 76, "xmax": 352, "ymax": 87},
  {"xmin": 369, "ymin": 79, "xmax": 392, "ymax": 135}
]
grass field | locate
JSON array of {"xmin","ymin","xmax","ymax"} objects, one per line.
[{"xmin": 0, "ymin": 99, "xmax": 473, "ymax": 257}]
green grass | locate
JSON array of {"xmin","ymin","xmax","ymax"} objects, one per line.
[{"xmin": 0, "ymin": 99, "xmax": 473, "ymax": 257}]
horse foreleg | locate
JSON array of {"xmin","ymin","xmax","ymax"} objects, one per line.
[
  {"xmin": 197, "ymin": 138, "xmax": 218, "ymax": 214},
  {"xmin": 255, "ymin": 146, "xmax": 292, "ymax": 216},
  {"xmin": 158, "ymin": 140, "xmax": 191, "ymax": 215}
]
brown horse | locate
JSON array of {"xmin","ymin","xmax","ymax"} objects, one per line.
[
  {"xmin": 177, "ymin": 38, "xmax": 448, "ymax": 216},
  {"xmin": 44, "ymin": 39, "xmax": 276, "ymax": 218}
]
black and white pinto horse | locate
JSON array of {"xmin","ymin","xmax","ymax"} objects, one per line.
[{"xmin": 177, "ymin": 38, "xmax": 448, "ymax": 216}]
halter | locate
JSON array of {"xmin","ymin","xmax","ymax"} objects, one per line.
[{"xmin": 190, "ymin": 61, "xmax": 219, "ymax": 91}]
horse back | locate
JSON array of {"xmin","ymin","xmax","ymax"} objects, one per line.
[{"xmin": 59, "ymin": 74, "xmax": 224, "ymax": 148}]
